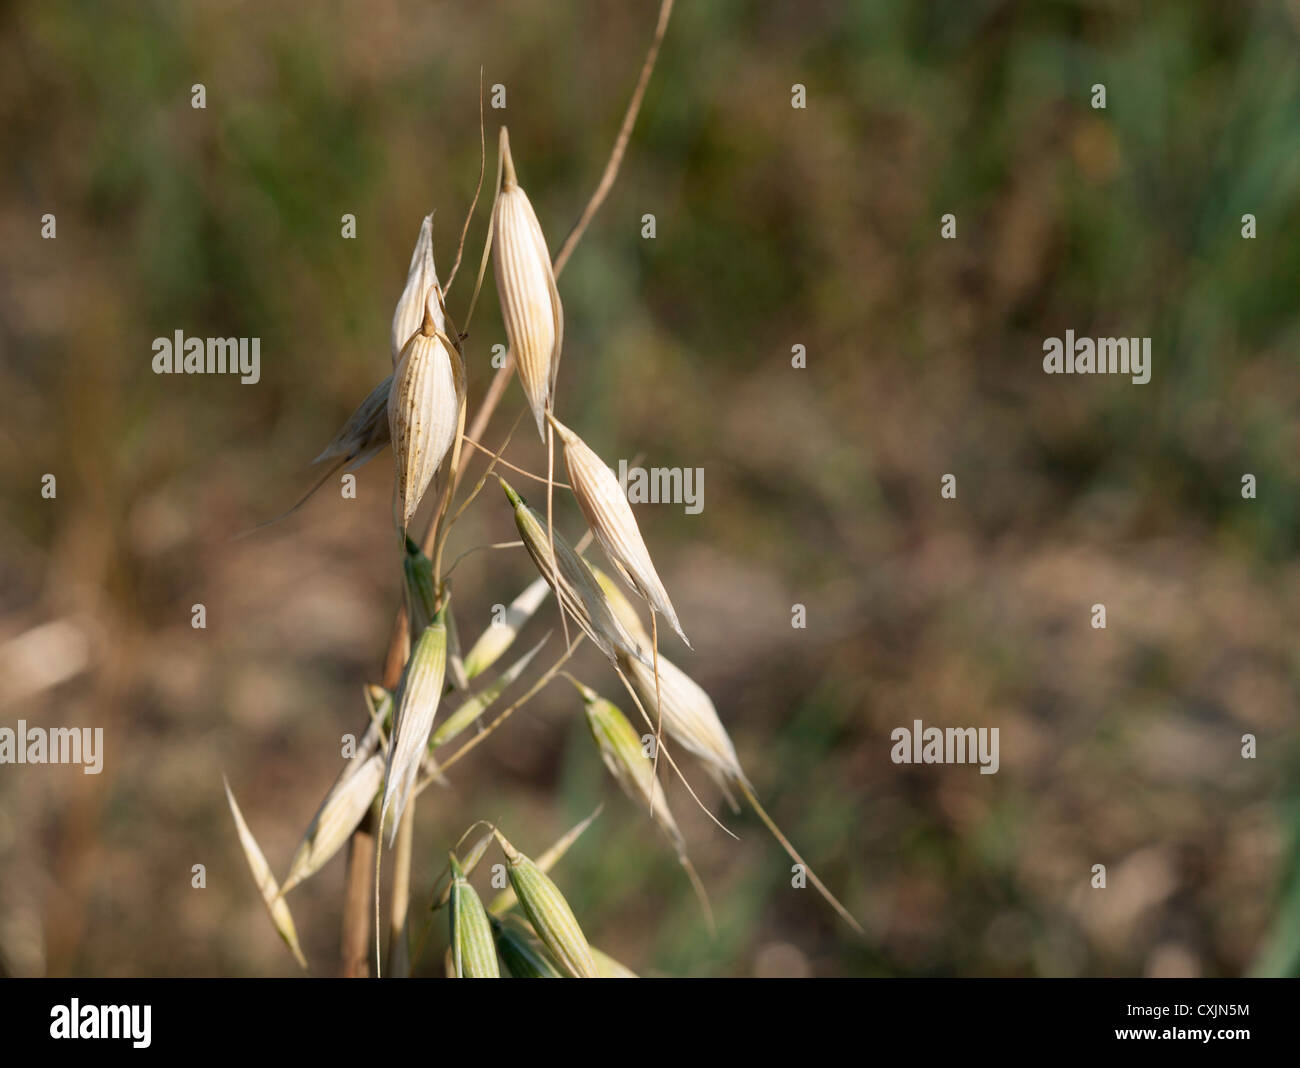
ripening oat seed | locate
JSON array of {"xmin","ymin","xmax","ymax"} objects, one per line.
[
  {"xmin": 380, "ymin": 607, "xmax": 449, "ymax": 843},
  {"xmin": 491, "ymin": 915, "xmax": 563, "ymax": 978},
  {"xmin": 461, "ymin": 574, "xmax": 552, "ymax": 679},
  {"xmin": 448, "ymin": 853, "xmax": 500, "ymax": 978},
  {"xmin": 235, "ymin": 0, "xmax": 865, "ymax": 974},
  {"xmin": 568, "ymin": 675, "xmax": 684, "ymax": 852},
  {"xmin": 494, "ymin": 831, "xmax": 598, "ymax": 978}
]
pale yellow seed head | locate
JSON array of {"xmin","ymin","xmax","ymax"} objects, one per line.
[
  {"xmin": 492, "ymin": 127, "xmax": 562, "ymax": 441},
  {"xmin": 388, "ymin": 304, "xmax": 465, "ymax": 529},
  {"xmin": 461, "ymin": 574, "xmax": 551, "ymax": 680},
  {"xmin": 392, "ymin": 213, "xmax": 444, "ymax": 366},
  {"xmin": 592, "ymin": 565, "xmax": 653, "ymax": 650},
  {"xmin": 623, "ymin": 649, "xmax": 746, "ymax": 791},
  {"xmin": 550, "ymin": 414, "xmax": 689, "ymax": 647},
  {"xmin": 222, "ymin": 775, "xmax": 308, "ymax": 969},
  {"xmin": 281, "ymin": 751, "xmax": 384, "ymax": 895}
]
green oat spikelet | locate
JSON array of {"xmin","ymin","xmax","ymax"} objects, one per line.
[
  {"xmin": 491, "ymin": 915, "xmax": 563, "ymax": 978},
  {"xmin": 449, "ymin": 852, "xmax": 500, "ymax": 977},
  {"xmin": 494, "ymin": 830, "xmax": 598, "ymax": 978},
  {"xmin": 487, "ymin": 805, "xmax": 602, "ymax": 916}
]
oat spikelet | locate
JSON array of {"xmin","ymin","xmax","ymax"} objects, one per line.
[
  {"xmin": 380, "ymin": 608, "xmax": 448, "ymax": 844},
  {"xmin": 462, "ymin": 574, "xmax": 551, "ymax": 679},
  {"xmin": 592, "ymin": 565, "xmax": 741, "ymax": 791},
  {"xmin": 570, "ymin": 676, "xmax": 714, "ymax": 928},
  {"xmin": 549, "ymin": 414, "xmax": 689, "ymax": 646},
  {"xmin": 623, "ymin": 652, "xmax": 746, "ymax": 798},
  {"xmin": 222, "ymin": 775, "xmax": 308, "ymax": 969},
  {"xmin": 448, "ymin": 853, "xmax": 500, "ymax": 977},
  {"xmin": 281, "ymin": 752, "xmax": 384, "ymax": 895},
  {"xmin": 491, "ymin": 915, "xmax": 562, "ymax": 978},
  {"xmin": 487, "ymin": 804, "xmax": 603, "ymax": 916},
  {"xmin": 392, "ymin": 214, "xmax": 444, "ymax": 366},
  {"xmin": 569, "ymin": 677, "xmax": 683, "ymax": 852},
  {"xmin": 312, "ymin": 375, "xmax": 393, "ymax": 471},
  {"xmin": 388, "ymin": 290, "xmax": 466, "ymax": 530},
  {"xmin": 494, "ymin": 831, "xmax": 598, "ymax": 978},
  {"xmin": 427, "ymin": 634, "xmax": 548, "ymax": 756},
  {"xmin": 590, "ymin": 567, "xmax": 862, "ymax": 933},
  {"xmin": 492, "ymin": 127, "xmax": 563, "ymax": 441},
  {"xmin": 500, "ymin": 479, "xmax": 651, "ymax": 668}
]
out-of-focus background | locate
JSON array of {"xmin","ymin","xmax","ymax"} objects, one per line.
[{"xmin": 1, "ymin": 0, "xmax": 1298, "ymax": 978}]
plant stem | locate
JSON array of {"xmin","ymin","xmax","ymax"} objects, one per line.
[{"xmin": 387, "ymin": 807, "xmax": 415, "ymax": 976}]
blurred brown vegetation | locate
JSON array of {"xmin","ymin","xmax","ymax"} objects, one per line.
[{"xmin": 1, "ymin": 0, "xmax": 1298, "ymax": 977}]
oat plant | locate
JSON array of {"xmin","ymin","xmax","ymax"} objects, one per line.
[{"xmin": 225, "ymin": 0, "xmax": 863, "ymax": 978}]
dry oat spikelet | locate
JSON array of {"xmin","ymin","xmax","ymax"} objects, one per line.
[
  {"xmin": 592, "ymin": 565, "xmax": 744, "ymax": 792},
  {"xmin": 592, "ymin": 572, "xmax": 864, "ymax": 934},
  {"xmin": 623, "ymin": 652, "xmax": 747, "ymax": 798},
  {"xmin": 222, "ymin": 775, "xmax": 308, "ymax": 969},
  {"xmin": 388, "ymin": 290, "xmax": 466, "ymax": 529},
  {"xmin": 391, "ymin": 214, "xmax": 444, "ymax": 366},
  {"xmin": 549, "ymin": 414, "xmax": 689, "ymax": 646},
  {"xmin": 492, "ymin": 127, "xmax": 563, "ymax": 441},
  {"xmin": 380, "ymin": 607, "xmax": 448, "ymax": 844},
  {"xmin": 494, "ymin": 831, "xmax": 598, "ymax": 978},
  {"xmin": 312, "ymin": 374, "xmax": 393, "ymax": 471},
  {"xmin": 501, "ymin": 479, "xmax": 651, "ymax": 668},
  {"xmin": 281, "ymin": 751, "xmax": 384, "ymax": 895}
]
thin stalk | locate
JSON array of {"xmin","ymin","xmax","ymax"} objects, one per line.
[{"xmin": 388, "ymin": 807, "xmax": 414, "ymax": 976}]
